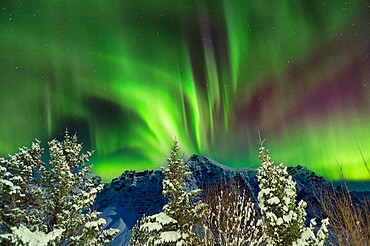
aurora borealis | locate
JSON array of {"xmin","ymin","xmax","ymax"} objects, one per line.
[{"xmin": 1, "ymin": 1, "xmax": 369, "ymax": 182}]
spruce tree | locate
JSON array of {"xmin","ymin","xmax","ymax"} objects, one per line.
[
  {"xmin": 256, "ymin": 136, "xmax": 329, "ymax": 245},
  {"xmin": 130, "ymin": 140, "xmax": 213, "ymax": 245},
  {"xmin": 0, "ymin": 131, "xmax": 118, "ymax": 245}
]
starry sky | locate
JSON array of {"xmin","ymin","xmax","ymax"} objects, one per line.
[{"xmin": 1, "ymin": 1, "xmax": 369, "ymax": 182}]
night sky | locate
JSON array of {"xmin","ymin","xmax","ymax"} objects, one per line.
[{"xmin": 1, "ymin": 1, "xmax": 369, "ymax": 181}]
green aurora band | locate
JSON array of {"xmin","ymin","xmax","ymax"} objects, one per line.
[{"xmin": 1, "ymin": 1, "xmax": 369, "ymax": 181}]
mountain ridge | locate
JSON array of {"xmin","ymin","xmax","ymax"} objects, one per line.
[{"xmin": 96, "ymin": 154, "xmax": 368, "ymax": 246}]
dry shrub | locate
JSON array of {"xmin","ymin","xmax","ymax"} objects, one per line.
[
  {"xmin": 203, "ymin": 182, "xmax": 262, "ymax": 246},
  {"xmin": 315, "ymin": 183, "xmax": 369, "ymax": 246},
  {"xmin": 310, "ymin": 144, "xmax": 370, "ymax": 245},
  {"xmin": 313, "ymin": 155, "xmax": 370, "ymax": 246}
]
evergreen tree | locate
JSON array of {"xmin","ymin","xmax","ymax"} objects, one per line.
[
  {"xmin": 0, "ymin": 131, "xmax": 118, "ymax": 245},
  {"xmin": 130, "ymin": 140, "xmax": 213, "ymax": 245},
  {"xmin": 130, "ymin": 212, "xmax": 181, "ymax": 245},
  {"xmin": 256, "ymin": 136, "xmax": 329, "ymax": 245}
]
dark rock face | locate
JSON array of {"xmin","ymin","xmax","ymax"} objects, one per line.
[
  {"xmin": 96, "ymin": 170, "xmax": 166, "ymax": 245},
  {"xmin": 96, "ymin": 155, "xmax": 367, "ymax": 245},
  {"xmin": 97, "ymin": 170, "xmax": 166, "ymax": 219}
]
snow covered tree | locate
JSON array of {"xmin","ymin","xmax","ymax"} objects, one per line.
[
  {"xmin": 130, "ymin": 140, "xmax": 213, "ymax": 245},
  {"xmin": 205, "ymin": 183, "xmax": 263, "ymax": 246},
  {"xmin": 130, "ymin": 212, "xmax": 181, "ymax": 245},
  {"xmin": 0, "ymin": 131, "xmax": 118, "ymax": 245},
  {"xmin": 256, "ymin": 136, "xmax": 329, "ymax": 245},
  {"xmin": 0, "ymin": 139, "xmax": 45, "ymax": 235},
  {"xmin": 2, "ymin": 224, "xmax": 64, "ymax": 246}
]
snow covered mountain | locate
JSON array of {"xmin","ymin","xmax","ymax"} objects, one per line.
[{"xmin": 95, "ymin": 155, "xmax": 368, "ymax": 246}]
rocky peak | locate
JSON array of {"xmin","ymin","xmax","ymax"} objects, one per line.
[{"xmin": 96, "ymin": 155, "xmax": 366, "ymax": 246}]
